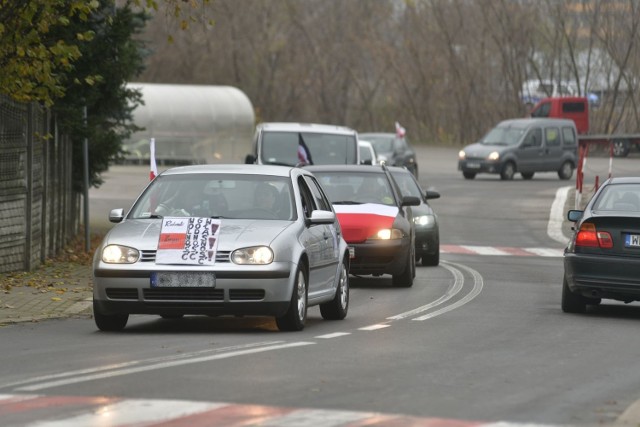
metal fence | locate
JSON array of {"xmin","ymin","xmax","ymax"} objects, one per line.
[{"xmin": 0, "ymin": 94, "xmax": 80, "ymax": 273}]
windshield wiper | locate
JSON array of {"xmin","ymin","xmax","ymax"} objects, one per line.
[{"xmin": 332, "ymin": 201, "xmax": 362, "ymax": 205}]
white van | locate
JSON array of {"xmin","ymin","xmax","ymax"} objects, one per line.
[
  {"xmin": 245, "ymin": 122, "xmax": 360, "ymax": 166},
  {"xmin": 520, "ymin": 79, "xmax": 576, "ymax": 105}
]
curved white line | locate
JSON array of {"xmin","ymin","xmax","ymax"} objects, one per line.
[
  {"xmin": 412, "ymin": 261, "xmax": 483, "ymax": 321},
  {"xmin": 386, "ymin": 263, "xmax": 464, "ymax": 320},
  {"xmin": 548, "ymin": 185, "xmax": 571, "ymax": 245}
]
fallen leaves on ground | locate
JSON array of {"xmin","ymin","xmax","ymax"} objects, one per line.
[{"xmin": 0, "ymin": 233, "xmax": 104, "ymax": 293}]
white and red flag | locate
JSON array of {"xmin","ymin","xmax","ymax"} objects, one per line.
[
  {"xmin": 150, "ymin": 138, "xmax": 158, "ymax": 181},
  {"xmin": 395, "ymin": 122, "xmax": 406, "ymax": 138}
]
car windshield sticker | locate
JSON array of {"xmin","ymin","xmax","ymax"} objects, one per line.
[{"xmin": 156, "ymin": 217, "xmax": 221, "ymax": 265}]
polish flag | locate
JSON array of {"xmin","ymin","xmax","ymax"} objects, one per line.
[
  {"xmin": 395, "ymin": 122, "xmax": 406, "ymax": 138},
  {"xmin": 150, "ymin": 138, "xmax": 158, "ymax": 181}
]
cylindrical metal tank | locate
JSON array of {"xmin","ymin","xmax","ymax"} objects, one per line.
[{"xmin": 123, "ymin": 83, "xmax": 255, "ymax": 164}]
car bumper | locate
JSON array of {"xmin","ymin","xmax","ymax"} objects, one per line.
[
  {"xmin": 564, "ymin": 253, "xmax": 640, "ymax": 301},
  {"xmin": 347, "ymin": 237, "xmax": 411, "ymax": 276},
  {"xmin": 458, "ymin": 159, "xmax": 502, "ymax": 174},
  {"xmin": 93, "ymin": 261, "xmax": 295, "ymax": 317}
]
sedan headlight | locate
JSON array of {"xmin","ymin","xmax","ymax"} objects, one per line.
[
  {"xmin": 370, "ymin": 228, "xmax": 404, "ymax": 240},
  {"xmin": 232, "ymin": 246, "xmax": 274, "ymax": 265},
  {"xmin": 102, "ymin": 245, "xmax": 139, "ymax": 264},
  {"xmin": 487, "ymin": 151, "xmax": 500, "ymax": 161},
  {"xmin": 414, "ymin": 214, "xmax": 435, "ymax": 227},
  {"xmin": 458, "ymin": 150, "xmax": 466, "ymax": 160}
]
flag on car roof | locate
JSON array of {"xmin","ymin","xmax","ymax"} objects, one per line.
[
  {"xmin": 150, "ymin": 138, "xmax": 158, "ymax": 181},
  {"xmin": 395, "ymin": 122, "xmax": 406, "ymax": 138}
]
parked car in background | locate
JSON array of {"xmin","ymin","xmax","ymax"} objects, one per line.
[
  {"xmin": 306, "ymin": 164, "xmax": 420, "ymax": 287},
  {"xmin": 358, "ymin": 140, "xmax": 378, "ymax": 165},
  {"xmin": 93, "ymin": 164, "xmax": 350, "ymax": 332},
  {"xmin": 458, "ymin": 118, "xmax": 578, "ymax": 180},
  {"xmin": 388, "ymin": 166, "xmax": 441, "ymax": 266},
  {"xmin": 359, "ymin": 132, "xmax": 418, "ymax": 177},
  {"xmin": 563, "ymin": 177, "xmax": 640, "ymax": 313},
  {"xmin": 245, "ymin": 122, "xmax": 359, "ymax": 166}
]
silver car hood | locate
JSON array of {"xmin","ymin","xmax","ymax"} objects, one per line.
[{"xmin": 104, "ymin": 219, "xmax": 294, "ymax": 251}]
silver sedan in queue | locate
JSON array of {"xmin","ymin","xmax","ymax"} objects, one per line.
[{"xmin": 93, "ymin": 164, "xmax": 350, "ymax": 332}]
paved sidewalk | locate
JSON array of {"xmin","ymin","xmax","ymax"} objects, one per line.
[{"xmin": 0, "ymin": 262, "xmax": 93, "ymax": 325}]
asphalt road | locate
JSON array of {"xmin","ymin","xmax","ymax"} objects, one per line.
[{"xmin": 2, "ymin": 145, "xmax": 640, "ymax": 426}]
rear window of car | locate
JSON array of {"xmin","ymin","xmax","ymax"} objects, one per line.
[
  {"xmin": 260, "ymin": 131, "xmax": 357, "ymax": 166},
  {"xmin": 593, "ymin": 184, "xmax": 640, "ymax": 211}
]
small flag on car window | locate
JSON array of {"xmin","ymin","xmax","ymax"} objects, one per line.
[{"xmin": 395, "ymin": 122, "xmax": 406, "ymax": 138}]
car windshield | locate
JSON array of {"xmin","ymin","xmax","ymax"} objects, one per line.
[
  {"xmin": 260, "ymin": 131, "xmax": 357, "ymax": 166},
  {"xmin": 363, "ymin": 136, "xmax": 394, "ymax": 153},
  {"xmin": 314, "ymin": 171, "xmax": 396, "ymax": 206},
  {"xmin": 129, "ymin": 174, "xmax": 295, "ymax": 220},
  {"xmin": 480, "ymin": 127, "xmax": 526, "ymax": 146},
  {"xmin": 390, "ymin": 171, "xmax": 422, "ymax": 199},
  {"xmin": 593, "ymin": 183, "xmax": 640, "ymax": 211}
]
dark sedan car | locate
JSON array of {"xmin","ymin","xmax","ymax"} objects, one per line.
[
  {"xmin": 359, "ymin": 132, "xmax": 418, "ymax": 177},
  {"xmin": 388, "ymin": 167, "xmax": 441, "ymax": 266},
  {"xmin": 563, "ymin": 176, "xmax": 640, "ymax": 313},
  {"xmin": 307, "ymin": 164, "xmax": 420, "ymax": 287}
]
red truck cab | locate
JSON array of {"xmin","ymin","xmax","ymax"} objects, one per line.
[{"xmin": 529, "ymin": 97, "xmax": 589, "ymax": 135}]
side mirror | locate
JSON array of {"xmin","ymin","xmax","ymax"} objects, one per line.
[
  {"xmin": 567, "ymin": 210, "xmax": 583, "ymax": 222},
  {"xmin": 109, "ymin": 208, "xmax": 125, "ymax": 223},
  {"xmin": 361, "ymin": 159, "xmax": 372, "ymax": 165},
  {"xmin": 245, "ymin": 154, "xmax": 256, "ymax": 164},
  {"xmin": 401, "ymin": 196, "xmax": 421, "ymax": 207},
  {"xmin": 425, "ymin": 190, "xmax": 440, "ymax": 200},
  {"xmin": 308, "ymin": 210, "xmax": 336, "ymax": 225}
]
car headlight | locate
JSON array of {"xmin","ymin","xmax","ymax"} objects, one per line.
[
  {"xmin": 487, "ymin": 151, "xmax": 500, "ymax": 161},
  {"xmin": 414, "ymin": 214, "xmax": 435, "ymax": 227},
  {"xmin": 231, "ymin": 246, "xmax": 274, "ymax": 265},
  {"xmin": 102, "ymin": 245, "xmax": 139, "ymax": 264},
  {"xmin": 370, "ymin": 228, "xmax": 404, "ymax": 240},
  {"xmin": 458, "ymin": 150, "xmax": 466, "ymax": 160}
]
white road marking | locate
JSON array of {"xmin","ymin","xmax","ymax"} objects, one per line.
[
  {"xmin": 358, "ymin": 324, "xmax": 391, "ymax": 331},
  {"xmin": 315, "ymin": 332, "xmax": 351, "ymax": 339},
  {"xmin": 387, "ymin": 263, "xmax": 464, "ymax": 320},
  {"xmin": 524, "ymin": 247, "xmax": 565, "ymax": 257},
  {"xmin": 461, "ymin": 245, "xmax": 509, "ymax": 256},
  {"xmin": 3, "ymin": 341, "xmax": 282, "ymax": 390},
  {"xmin": 23, "ymin": 399, "xmax": 226, "ymax": 427},
  {"xmin": 413, "ymin": 261, "xmax": 484, "ymax": 321},
  {"xmin": 548, "ymin": 185, "xmax": 571, "ymax": 245},
  {"xmin": 16, "ymin": 342, "xmax": 315, "ymax": 392},
  {"xmin": 259, "ymin": 408, "xmax": 372, "ymax": 427}
]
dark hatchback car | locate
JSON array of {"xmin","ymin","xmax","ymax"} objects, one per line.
[
  {"xmin": 307, "ymin": 164, "xmax": 421, "ymax": 287},
  {"xmin": 563, "ymin": 177, "xmax": 640, "ymax": 313},
  {"xmin": 388, "ymin": 167, "xmax": 441, "ymax": 266},
  {"xmin": 359, "ymin": 132, "xmax": 418, "ymax": 177}
]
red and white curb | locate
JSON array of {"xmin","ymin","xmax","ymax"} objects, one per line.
[
  {"xmin": 441, "ymin": 245, "xmax": 564, "ymax": 258},
  {"xmin": 0, "ymin": 394, "xmax": 564, "ymax": 427}
]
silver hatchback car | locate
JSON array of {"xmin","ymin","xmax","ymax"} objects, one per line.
[{"xmin": 93, "ymin": 164, "xmax": 350, "ymax": 332}]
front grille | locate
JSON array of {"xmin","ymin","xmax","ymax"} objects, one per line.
[
  {"xmin": 229, "ymin": 289, "xmax": 265, "ymax": 301},
  {"xmin": 139, "ymin": 250, "xmax": 231, "ymax": 263},
  {"xmin": 143, "ymin": 288, "xmax": 224, "ymax": 301},
  {"xmin": 106, "ymin": 288, "xmax": 139, "ymax": 300}
]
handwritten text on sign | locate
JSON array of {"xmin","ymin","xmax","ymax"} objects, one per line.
[{"xmin": 156, "ymin": 217, "xmax": 221, "ymax": 265}]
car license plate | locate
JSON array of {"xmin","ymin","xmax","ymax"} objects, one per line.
[
  {"xmin": 348, "ymin": 246, "xmax": 355, "ymax": 259},
  {"xmin": 625, "ymin": 234, "xmax": 640, "ymax": 248},
  {"xmin": 151, "ymin": 272, "xmax": 216, "ymax": 288},
  {"xmin": 466, "ymin": 161, "xmax": 480, "ymax": 169}
]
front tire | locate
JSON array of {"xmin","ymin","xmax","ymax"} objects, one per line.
[
  {"xmin": 393, "ymin": 246, "xmax": 415, "ymax": 287},
  {"xmin": 558, "ymin": 161, "xmax": 574, "ymax": 180},
  {"xmin": 612, "ymin": 139, "xmax": 630, "ymax": 157},
  {"xmin": 561, "ymin": 276, "xmax": 586, "ymax": 313},
  {"xmin": 276, "ymin": 264, "xmax": 308, "ymax": 331},
  {"xmin": 500, "ymin": 162, "xmax": 516, "ymax": 180},
  {"xmin": 320, "ymin": 257, "xmax": 349, "ymax": 320},
  {"xmin": 93, "ymin": 300, "xmax": 129, "ymax": 331},
  {"xmin": 462, "ymin": 171, "xmax": 476, "ymax": 180}
]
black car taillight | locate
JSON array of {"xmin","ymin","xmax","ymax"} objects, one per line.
[{"xmin": 575, "ymin": 223, "xmax": 613, "ymax": 249}]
